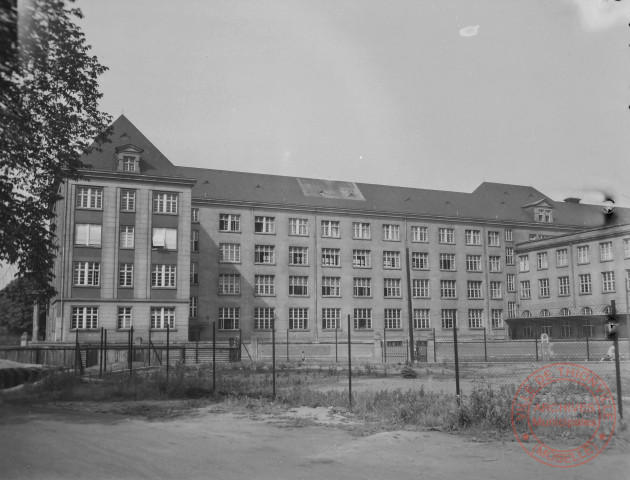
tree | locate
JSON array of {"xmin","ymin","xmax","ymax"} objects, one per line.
[
  {"xmin": 0, "ymin": 0, "xmax": 112, "ymax": 304},
  {"xmin": 0, "ymin": 278, "xmax": 45, "ymax": 337}
]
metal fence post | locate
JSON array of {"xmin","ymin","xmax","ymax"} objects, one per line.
[
  {"xmin": 535, "ymin": 337, "xmax": 539, "ymax": 362},
  {"xmin": 196, "ymin": 330, "xmax": 199, "ymax": 364},
  {"xmin": 433, "ymin": 327, "xmax": 437, "ymax": 362},
  {"xmin": 586, "ymin": 336, "xmax": 590, "ymax": 361},
  {"xmin": 104, "ymin": 329, "xmax": 107, "ymax": 373},
  {"xmin": 166, "ymin": 323, "xmax": 170, "ymax": 383},
  {"xmin": 483, "ymin": 327, "xmax": 488, "ymax": 362},
  {"xmin": 611, "ymin": 300, "xmax": 623, "ymax": 418},
  {"xmin": 129, "ymin": 325, "xmax": 134, "ymax": 376},
  {"xmin": 347, "ymin": 314, "xmax": 352, "ymax": 411},
  {"xmin": 383, "ymin": 326, "xmax": 387, "ymax": 363},
  {"xmin": 148, "ymin": 328, "xmax": 151, "ymax": 366},
  {"xmin": 335, "ymin": 324, "xmax": 338, "ymax": 363},
  {"xmin": 453, "ymin": 317, "xmax": 460, "ymax": 405},
  {"xmin": 99, "ymin": 327, "xmax": 104, "ymax": 378},
  {"xmin": 286, "ymin": 329, "xmax": 289, "ymax": 362},
  {"xmin": 212, "ymin": 321, "xmax": 216, "ymax": 392},
  {"xmin": 272, "ymin": 317, "xmax": 276, "ymax": 400}
]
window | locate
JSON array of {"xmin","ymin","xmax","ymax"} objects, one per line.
[
  {"xmin": 537, "ymin": 252, "xmax": 548, "ymax": 270},
  {"xmin": 321, "ymin": 277, "xmax": 341, "ymax": 297},
  {"xmin": 520, "ymin": 280, "xmax": 531, "ymax": 299},
  {"xmin": 490, "ymin": 281, "xmax": 502, "ymax": 299},
  {"xmin": 354, "ymin": 308, "xmax": 372, "ymax": 329},
  {"xmin": 558, "ymin": 276, "xmax": 570, "ymax": 296},
  {"xmin": 529, "ymin": 234, "xmax": 538, "ymax": 241},
  {"xmin": 254, "ymin": 275, "xmax": 275, "ymax": 296},
  {"xmin": 152, "ymin": 228, "xmax": 177, "ymax": 249},
  {"xmin": 119, "ymin": 263, "xmax": 133, "ymax": 287},
  {"xmin": 467, "ymin": 281, "xmax": 483, "ymax": 299},
  {"xmin": 491, "ymin": 310, "xmax": 503, "ymax": 329},
  {"xmin": 413, "ymin": 309, "xmax": 430, "ymax": 329},
  {"xmin": 189, "ymin": 297, "xmax": 198, "ymax": 318},
  {"xmin": 440, "ymin": 280, "xmax": 457, "ymax": 298},
  {"xmin": 383, "ymin": 251, "xmax": 401, "ymax": 269},
  {"xmin": 625, "ymin": 239, "xmax": 630, "ymax": 258},
  {"xmin": 191, "ymin": 230, "xmax": 199, "ymax": 252},
  {"xmin": 118, "ymin": 307, "xmax": 132, "ymax": 329},
  {"xmin": 505, "ymin": 230, "xmax": 513, "ymax": 242},
  {"xmin": 488, "ymin": 231, "xmax": 500, "ymax": 247},
  {"xmin": 153, "ymin": 192, "xmax": 178, "ymax": 214},
  {"xmin": 507, "ymin": 274, "xmax": 515, "ymax": 292},
  {"xmin": 321, "ymin": 220, "xmax": 340, "ymax": 238},
  {"xmin": 441, "ymin": 309, "xmax": 456, "ymax": 329},
  {"xmin": 289, "ymin": 218, "xmax": 308, "ymax": 236},
  {"xmin": 120, "ymin": 226, "xmax": 135, "ymax": 249},
  {"xmin": 71, "ymin": 306, "xmax": 98, "ymax": 329},
  {"xmin": 254, "ymin": 308, "xmax": 274, "ymax": 330},
  {"xmin": 559, "ymin": 308, "xmax": 570, "ymax": 316},
  {"xmin": 383, "ymin": 278, "xmax": 401, "ymax": 297},
  {"xmin": 412, "ymin": 279, "xmax": 430, "ymax": 298},
  {"xmin": 219, "ymin": 243, "xmax": 240, "ymax": 263},
  {"xmin": 151, "ymin": 265, "xmax": 176, "ymax": 288},
  {"xmin": 603, "ymin": 306, "xmax": 612, "ymax": 315},
  {"xmin": 382, "ymin": 224, "xmax": 400, "ymax": 241},
  {"xmin": 521, "ymin": 325, "xmax": 535, "ymax": 338},
  {"xmin": 120, "ymin": 190, "xmax": 136, "ymax": 211},
  {"xmin": 74, "ymin": 224, "xmax": 102, "ymax": 247},
  {"xmin": 218, "ymin": 274, "xmax": 240, "ymax": 295},
  {"xmin": 353, "ymin": 249, "xmax": 371, "ymax": 268},
  {"xmin": 122, "ymin": 156, "xmax": 136, "ymax": 172},
  {"xmin": 577, "ymin": 246, "xmax": 589, "ymax": 264},
  {"xmin": 411, "ymin": 226, "xmax": 428, "ymax": 242},
  {"xmin": 289, "ymin": 276, "xmax": 308, "ymax": 296},
  {"xmin": 254, "ymin": 245, "xmax": 275, "ymax": 264},
  {"xmin": 289, "ymin": 246, "xmax": 308, "ymax": 265},
  {"xmin": 411, "ymin": 252, "xmax": 428, "ymax": 269},
  {"xmin": 489, "ymin": 256, "xmax": 501, "ymax": 272},
  {"xmin": 582, "ymin": 307, "xmax": 593, "ymax": 315},
  {"xmin": 190, "ymin": 263, "xmax": 198, "ymax": 284},
  {"xmin": 560, "ymin": 323, "xmax": 572, "ymax": 339},
  {"xmin": 191, "ymin": 207, "xmax": 199, "ymax": 223},
  {"xmin": 602, "ymin": 271, "xmax": 615, "ymax": 292},
  {"xmin": 534, "ymin": 207, "xmax": 553, "ymax": 223},
  {"xmin": 582, "ymin": 322, "xmax": 595, "ymax": 338},
  {"xmin": 600, "ymin": 242, "xmax": 613, "ymax": 261},
  {"xmin": 219, "ymin": 213, "xmax": 240, "ymax": 232},
  {"xmin": 468, "ymin": 309, "xmax": 483, "ymax": 329},
  {"xmin": 254, "ymin": 216, "xmax": 275, "ymax": 234},
  {"xmin": 540, "ymin": 325, "xmax": 551, "ymax": 337},
  {"xmin": 384, "ymin": 309, "xmax": 401, "ymax": 329},
  {"xmin": 579, "ymin": 274, "xmax": 591, "ymax": 294},
  {"xmin": 556, "ymin": 249, "xmax": 568, "ymax": 267},
  {"xmin": 505, "ymin": 247, "xmax": 514, "ymax": 265},
  {"xmin": 322, "ymin": 248, "xmax": 341, "ymax": 267},
  {"xmin": 522, "ymin": 311, "xmax": 532, "ymax": 318},
  {"xmin": 150, "ymin": 307, "xmax": 175, "ymax": 329},
  {"xmin": 465, "ymin": 229, "xmax": 481, "ymax": 245},
  {"xmin": 73, "ymin": 262, "xmax": 100, "ymax": 286},
  {"xmin": 438, "ymin": 227, "xmax": 455, "ymax": 244},
  {"xmin": 289, "ymin": 308, "xmax": 308, "ymax": 330},
  {"xmin": 540, "ymin": 309, "xmax": 550, "ymax": 317},
  {"xmin": 76, "ymin": 186, "xmax": 103, "ymax": 209},
  {"xmin": 218, "ymin": 307, "xmax": 239, "ymax": 330},
  {"xmin": 538, "ymin": 278, "xmax": 550, "ymax": 298},
  {"xmin": 322, "ymin": 308, "xmax": 341, "ymax": 330},
  {"xmin": 518, "ymin": 255, "xmax": 529, "ymax": 272},
  {"xmin": 353, "ymin": 278, "xmax": 372, "ymax": 297},
  {"xmin": 507, "ymin": 302, "xmax": 516, "ymax": 318},
  {"xmin": 353, "ymin": 222, "xmax": 371, "ymax": 239},
  {"xmin": 439, "ymin": 253, "xmax": 456, "ymax": 271},
  {"xmin": 466, "ymin": 255, "xmax": 481, "ymax": 272}
]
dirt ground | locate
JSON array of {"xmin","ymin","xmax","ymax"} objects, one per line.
[{"xmin": 0, "ymin": 399, "xmax": 628, "ymax": 480}]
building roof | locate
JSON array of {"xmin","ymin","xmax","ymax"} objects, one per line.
[{"xmin": 82, "ymin": 116, "xmax": 630, "ymax": 228}]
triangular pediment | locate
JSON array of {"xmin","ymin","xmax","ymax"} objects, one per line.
[
  {"xmin": 115, "ymin": 144, "xmax": 144, "ymax": 155},
  {"xmin": 522, "ymin": 198, "xmax": 554, "ymax": 209}
]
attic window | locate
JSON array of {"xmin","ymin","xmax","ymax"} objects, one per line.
[
  {"xmin": 123, "ymin": 156, "xmax": 136, "ymax": 172},
  {"xmin": 534, "ymin": 207, "xmax": 553, "ymax": 223},
  {"xmin": 115, "ymin": 144, "xmax": 143, "ymax": 173}
]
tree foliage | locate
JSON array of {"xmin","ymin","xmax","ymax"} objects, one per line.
[
  {"xmin": 0, "ymin": 278, "xmax": 44, "ymax": 336},
  {"xmin": 0, "ymin": 0, "xmax": 111, "ymax": 304}
]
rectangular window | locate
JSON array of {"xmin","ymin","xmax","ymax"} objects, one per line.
[
  {"xmin": 189, "ymin": 297, "xmax": 198, "ymax": 318},
  {"xmin": 440, "ymin": 280, "xmax": 457, "ymax": 298},
  {"xmin": 289, "ymin": 246, "xmax": 308, "ymax": 265},
  {"xmin": 354, "ymin": 308, "xmax": 372, "ymax": 329},
  {"xmin": 150, "ymin": 307, "xmax": 175, "ymax": 329},
  {"xmin": 191, "ymin": 207, "xmax": 199, "ymax": 223},
  {"xmin": 466, "ymin": 255, "xmax": 481, "ymax": 272},
  {"xmin": 289, "ymin": 308, "xmax": 308, "ymax": 330},
  {"xmin": 254, "ymin": 245, "xmax": 275, "ymax": 264},
  {"xmin": 505, "ymin": 230, "xmax": 513, "ymax": 242},
  {"xmin": 467, "ymin": 280, "xmax": 483, "ymax": 299},
  {"xmin": 602, "ymin": 271, "xmax": 615, "ymax": 292},
  {"xmin": 490, "ymin": 281, "xmax": 502, "ymax": 299},
  {"xmin": 488, "ymin": 231, "xmax": 500, "ymax": 247},
  {"xmin": 465, "ymin": 229, "xmax": 481, "ymax": 245},
  {"xmin": 537, "ymin": 252, "xmax": 548, "ymax": 270},
  {"xmin": 120, "ymin": 226, "xmax": 135, "ymax": 249},
  {"xmin": 120, "ymin": 189, "xmax": 136, "ymax": 211},
  {"xmin": 384, "ymin": 309, "xmax": 401, "ymax": 329},
  {"xmin": 538, "ymin": 278, "xmax": 550, "ymax": 298},
  {"xmin": 518, "ymin": 255, "xmax": 529, "ymax": 272},
  {"xmin": 322, "ymin": 308, "xmax": 341, "ymax": 330},
  {"xmin": 491, "ymin": 309, "xmax": 503, "ymax": 329},
  {"xmin": 535, "ymin": 207, "xmax": 553, "ymax": 223},
  {"xmin": 151, "ymin": 264, "xmax": 176, "ymax": 288},
  {"xmin": 558, "ymin": 276, "xmax": 570, "ymax": 296},
  {"xmin": 541, "ymin": 325, "xmax": 552, "ymax": 337},
  {"xmin": 219, "ymin": 243, "xmax": 240, "ymax": 263},
  {"xmin": 505, "ymin": 247, "xmax": 514, "ymax": 265},
  {"xmin": 321, "ymin": 220, "xmax": 340, "ymax": 238},
  {"xmin": 441, "ymin": 309, "xmax": 456, "ymax": 329},
  {"xmin": 73, "ymin": 262, "xmax": 100, "ymax": 286},
  {"xmin": 289, "ymin": 276, "xmax": 308, "ymax": 296},
  {"xmin": 383, "ymin": 278, "xmax": 401, "ymax": 297},
  {"xmin": 489, "ymin": 256, "xmax": 501, "ymax": 272},
  {"xmin": 353, "ymin": 278, "xmax": 372, "ymax": 297},
  {"xmin": 74, "ymin": 223, "xmax": 102, "ymax": 247},
  {"xmin": 577, "ymin": 245, "xmax": 589, "ymax": 264},
  {"xmin": 439, "ymin": 253, "xmax": 456, "ymax": 271},
  {"xmin": 254, "ymin": 307, "xmax": 274, "ymax": 330},
  {"xmin": 218, "ymin": 274, "xmax": 241, "ymax": 295},
  {"xmin": 219, "ymin": 213, "xmax": 241, "ymax": 232},
  {"xmin": 353, "ymin": 249, "xmax": 371, "ymax": 268},
  {"xmin": 520, "ymin": 280, "xmax": 531, "ymax": 299},
  {"xmin": 579, "ymin": 274, "xmax": 592, "ymax": 294},
  {"xmin": 624, "ymin": 239, "xmax": 630, "ymax": 258},
  {"xmin": 289, "ymin": 218, "xmax": 308, "ymax": 236},
  {"xmin": 254, "ymin": 216, "xmax": 275, "ymax": 234},
  {"xmin": 411, "ymin": 252, "xmax": 428, "ymax": 269},
  {"xmin": 117, "ymin": 307, "xmax": 132, "ymax": 329},
  {"xmin": 119, "ymin": 263, "xmax": 133, "ymax": 287},
  {"xmin": 412, "ymin": 279, "xmax": 430, "ymax": 298},
  {"xmin": 153, "ymin": 192, "xmax": 178, "ymax": 214},
  {"xmin": 382, "ymin": 224, "xmax": 400, "ymax": 241},
  {"xmin": 438, "ymin": 227, "xmax": 455, "ymax": 244},
  {"xmin": 190, "ymin": 262, "xmax": 198, "ymax": 284},
  {"xmin": 411, "ymin": 226, "xmax": 428, "ymax": 242},
  {"xmin": 383, "ymin": 251, "xmax": 401, "ymax": 269},
  {"xmin": 507, "ymin": 302, "xmax": 516, "ymax": 318},
  {"xmin": 152, "ymin": 227, "xmax": 177, "ymax": 250},
  {"xmin": 218, "ymin": 307, "xmax": 239, "ymax": 330},
  {"xmin": 468, "ymin": 309, "xmax": 483, "ymax": 329},
  {"xmin": 71, "ymin": 306, "xmax": 99, "ymax": 329},
  {"xmin": 353, "ymin": 222, "xmax": 371, "ymax": 239},
  {"xmin": 413, "ymin": 309, "xmax": 430, "ymax": 329},
  {"xmin": 191, "ymin": 230, "xmax": 199, "ymax": 252},
  {"xmin": 322, "ymin": 248, "xmax": 341, "ymax": 267},
  {"xmin": 600, "ymin": 241, "xmax": 613, "ymax": 261},
  {"xmin": 76, "ymin": 186, "xmax": 103, "ymax": 209},
  {"xmin": 556, "ymin": 248, "xmax": 568, "ymax": 267},
  {"xmin": 122, "ymin": 156, "xmax": 135, "ymax": 172},
  {"xmin": 254, "ymin": 275, "xmax": 275, "ymax": 296},
  {"xmin": 560, "ymin": 324, "xmax": 573, "ymax": 339},
  {"xmin": 507, "ymin": 274, "xmax": 515, "ymax": 292},
  {"xmin": 321, "ymin": 276, "xmax": 341, "ymax": 297}
]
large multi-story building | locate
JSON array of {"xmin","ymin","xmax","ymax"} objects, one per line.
[{"xmin": 45, "ymin": 115, "xmax": 630, "ymax": 346}]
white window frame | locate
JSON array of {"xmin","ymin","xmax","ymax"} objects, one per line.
[
  {"xmin": 254, "ymin": 307, "xmax": 274, "ymax": 330},
  {"xmin": 191, "ymin": 207, "xmax": 199, "ymax": 223},
  {"xmin": 353, "ymin": 278, "xmax": 372, "ymax": 297},
  {"xmin": 465, "ymin": 229, "xmax": 481, "ymax": 245},
  {"xmin": 538, "ymin": 278, "xmax": 550, "ymax": 298},
  {"xmin": 289, "ymin": 218, "xmax": 308, "ymax": 236},
  {"xmin": 289, "ymin": 246, "xmax": 308, "ymax": 265},
  {"xmin": 71, "ymin": 306, "xmax": 99, "ymax": 329},
  {"xmin": 352, "ymin": 222, "xmax": 371, "ymax": 239},
  {"xmin": 383, "ymin": 278, "xmax": 401, "ymax": 298},
  {"xmin": 354, "ymin": 308, "xmax": 372, "ymax": 329},
  {"xmin": 411, "ymin": 226, "xmax": 428, "ymax": 243},
  {"xmin": 440, "ymin": 280, "xmax": 457, "ymax": 299},
  {"xmin": 321, "ymin": 220, "xmax": 340, "ymax": 238},
  {"xmin": 151, "ymin": 264, "xmax": 177, "ymax": 288},
  {"xmin": 490, "ymin": 281, "xmax": 502, "ymax": 299},
  {"xmin": 558, "ymin": 276, "xmax": 570, "ymax": 296},
  {"xmin": 289, "ymin": 276, "xmax": 309, "ymax": 296},
  {"xmin": 411, "ymin": 252, "xmax": 428, "ymax": 270},
  {"xmin": 577, "ymin": 245, "xmax": 589, "ymax": 264},
  {"xmin": 518, "ymin": 255, "xmax": 529, "ymax": 272},
  {"xmin": 505, "ymin": 247, "xmax": 514, "ymax": 265},
  {"xmin": 600, "ymin": 242, "xmax": 613, "ymax": 262},
  {"xmin": 465, "ymin": 254, "xmax": 481, "ymax": 272},
  {"xmin": 438, "ymin": 227, "xmax": 455, "ymax": 244},
  {"xmin": 412, "ymin": 279, "xmax": 430, "ymax": 298},
  {"xmin": 322, "ymin": 308, "xmax": 341, "ymax": 330},
  {"xmin": 382, "ymin": 224, "xmax": 400, "ymax": 241},
  {"xmin": 602, "ymin": 271, "xmax": 615, "ymax": 293},
  {"xmin": 153, "ymin": 192, "xmax": 178, "ymax": 214},
  {"xmin": 190, "ymin": 262, "xmax": 198, "ymax": 284},
  {"xmin": 537, "ymin": 252, "xmax": 548, "ymax": 270},
  {"xmin": 254, "ymin": 216, "xmax": 276, "ymax": 234},
  {"xmin": 579, "ymin": 274, "xmax": 592, "ymax": 294},
  {"xmin": 117, "ymin": 307, "xmax": 133, "ymax": 329},
  {"xmin": 506, "ymin": 274, "xmax": 515, "ymax": 292},
  {"xmin": 119, "ymin": 263, "xmax": 133, "ymax": 287},
  {"xmin": 289, "ymin": 308, "xmax": 308, "ymax": 330},
  {"xmin": 352, "ymin": 249, "xmax": 371, "ymax": 268},
  {"xmin": 467, "ymin": 281, "xmax": 483, "ymax": 299},
  {"xmin": 120, "ymin": 226, "xmax": 135, "ymax": 249},
  {"xmin": 413, "ymin": 309, "xmax": 430, "ymax": 329},
  {"xmin": 219, "ymin": 213, "xmax": 241, "ymax": 232},
  {"xmin": 254, "ymin": 275, "xmax": 275, "ymax": 296},
  {"xmin": 383, "ymin": 251, "xmax": 401, "ymax": 269},
  {"xmin": 74, "ymin": 223, "xmax": 102, "ymax": 247},
  {"xmin": 520, "ymin": 280, "xmax": 531, "ymax": 299},
  {"xmin": 489, "ymin": 256, "xmax": 501, "ymax": 272},
  {"xmin": 321, "ymin": 276, "xmax": 341, "ymax": 297},
  {"xmin": 384, "ymin": 309, "xmax": 401, "ymax": 329},
  {"xmin": 218, "ymin": 307, "xmax": 240, "ymax": 330},
  {"xmin": 218, "ymin": 274, "xmax": 241, "ymax": 295},
  {"xmin": 120, "ymin": 189, "xmax": 136, "ymax": 212},
  {"xmin": 76, "ymin": 186, "xmax": 103, "ymax": 209},
  {"xmin": 439, "ymin": 253, "xmax": 456, "ymax": 271},
  {"xmin": 556, "ymin": 248, "xmax": 568, "ymax": 267},
  {"xmin": 468, "ymin": 309, "xmax": 483, "ymax": 329},
  {"xmin": 254, "ymin": 245, "xmax": 275, "ymax": 264},
  {"xmin": 73, "ymin": 261, "xmax": 100, "ymax": 286},
  {"xmin": 441, "ymin": 309, "xmax": 456, "ymax": 329},
  {"xmin": 191, "ymin": 230, "xmax": 199, "ymax": 252},
  {"xmin": 488, "ymin": 231, "xmax": 500, "ymax": 247},
  {"xmin": 491, "ymin": 309, "xmax": 503, "ymax": 329},
  {"xmin": 219, "ymin": 243, "xmax": 241, "ymax": 263},
  {"xmin": 322, "ymin": 248, "xmax": 341, "ymax": 267},
  {"xmin": 150, "ymin": 307, "xmax": 175, "ymax": 330},
  {"xmin": 189, "ymin": 297, "xmax": 198, "ymax": 318},
  {"xmin": 152, "ymin": 227, "xmax": 177, "ymax": 250},
  {"xmin": 504, "ymin": 230, "xmax": 513, "ymax": 242}
]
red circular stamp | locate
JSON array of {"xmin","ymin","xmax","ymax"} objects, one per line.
[{"xmin": 511, "ymin": 363, "xmax": 616, "ymax": 467}]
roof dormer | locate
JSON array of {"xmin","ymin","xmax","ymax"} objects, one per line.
[
  {"xmin": 115, "ymin": 144, "xmax": 144, "ymax": 173},
  {"xmin": 522, "ymin": 199, "xmax": 554, "ymax": 223}
]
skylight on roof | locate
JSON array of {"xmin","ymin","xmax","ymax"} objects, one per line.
[{"xmin": 297, "ymin": 178, "xmax": 365, "ymax": 201}]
